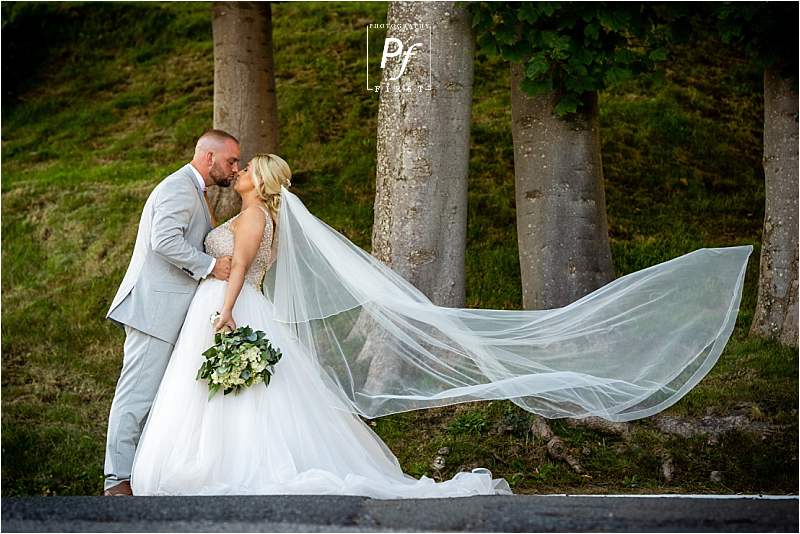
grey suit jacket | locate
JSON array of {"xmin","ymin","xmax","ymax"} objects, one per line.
[{"xmin": 107, "ymin": 164, "xmax": 215, "ymax": 344}]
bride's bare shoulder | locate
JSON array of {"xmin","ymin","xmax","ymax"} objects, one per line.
[{"xmin": 230, "ymin": 206, "xmax": 267, "ymax": 235}]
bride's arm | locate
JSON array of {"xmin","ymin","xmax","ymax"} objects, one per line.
[{"xmin": 213, "ymin": 206, "xmax": 267, "ymax": 332}]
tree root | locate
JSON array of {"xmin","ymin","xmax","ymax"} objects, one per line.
[
  {"xmin": 564, "ymin": 416, "xmax": 632, "ymax": 439},
  {"xmin": 524, "ymin": 409, "xmax": 784, "ymax": 482},
  {"xmin": 652, "ymin": 414, "xmax": 779, "ymax": 442},
  {"xmin": 530, "ymin": 415, "xmax": 585, "ymax": 474}
]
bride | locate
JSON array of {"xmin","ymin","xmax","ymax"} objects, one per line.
[{"xmin": 130, "ymin": 153, "xmax": 752, "ymax": 497}]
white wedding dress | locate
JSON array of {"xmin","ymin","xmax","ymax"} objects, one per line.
[
  {"xmin": 131, "ymin": 188, "xmax": 752, "ymax": 498},
  {"xmin": 131, "ymin": 204, "xmax": 512, "ymax": 497}
]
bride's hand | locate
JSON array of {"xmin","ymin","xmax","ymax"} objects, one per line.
[{"xmin": 214, "ymin": 309, "xmax": 237, "ymax": 334}]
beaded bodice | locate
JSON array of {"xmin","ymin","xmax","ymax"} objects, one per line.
[{"xmin": 204, "ymin": 205, "xmax": 277, "ymax": 289}]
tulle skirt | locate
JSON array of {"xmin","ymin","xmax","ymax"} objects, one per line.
[{"xmin": 130, "ymin": 278, "xmax": 512, "ymax": 498}]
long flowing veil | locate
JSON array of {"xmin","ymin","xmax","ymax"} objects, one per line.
[{"xmin": 261, "ymin": 186, "xmax": 753, "ymax": 422}]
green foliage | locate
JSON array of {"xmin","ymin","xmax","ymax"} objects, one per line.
[
  {"xmin": 711, "ymin": 1, "xmax": 798, "ymax": 81},
  {"xmin": 533, "ymin": 462, "xmax": 559, "ymax": 481},
  {"xmin": 197, "ymin": 325, "xmax": 283, "ymax": 399},
  {"xmin": 466, "ymin": 2, "xmax": 695, "ymax": 117},
  {"xmin": 447, "ymin": 410, "xmax": 489, "ymax": 435}
]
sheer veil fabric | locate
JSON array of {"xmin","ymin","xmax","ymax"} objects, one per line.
[
  {"xmin": 130, "ymin": 185, "xmax": 751, "ymax": 498},
  {"xmin": 266, "ymin": 186, "xmax": 753, "ymax": 423}
]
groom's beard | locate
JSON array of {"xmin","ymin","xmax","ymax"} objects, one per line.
[{"xmin": 209, "ymin": 162, "xmax": 234, "ymax": 187}]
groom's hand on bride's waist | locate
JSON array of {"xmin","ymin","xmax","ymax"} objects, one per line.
[{"xmin": 210, "ymin": 256, "xmax": 232, "ymax": 280}]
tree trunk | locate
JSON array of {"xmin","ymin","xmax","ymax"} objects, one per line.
[
  {"xmin": 750, "ymin": 65, "xmax": 799, "ymax": 347},
  {"xmin": 362, "ymin": 1, "xmax": 474, "ymax": 392},
  {"xmin": 371, "ymin": 1, "xmax": 473, "ymax": 306},
  {"xmin": 510, "ymin": 62, "xmax": 614, "ymax": 310},
  {"xmin": 211, "ymin": 1, "xmax": 279, "ymax": 222}
]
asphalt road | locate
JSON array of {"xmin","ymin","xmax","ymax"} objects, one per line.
[{"xmin": 2, "ymin": 494, "xmax": 797, "ymax": 532}]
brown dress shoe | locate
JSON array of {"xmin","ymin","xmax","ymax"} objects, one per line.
[{"xmin": 103, "ymin": 480, "xmax": 133, "ymax": 496}]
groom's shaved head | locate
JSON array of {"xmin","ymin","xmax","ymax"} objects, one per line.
[
  {"xmin": 195, "ymin": 129, "xmax": 239, "ymax": 156},
  {"xmin": 191, "ymin": 129, "xmax": 241, "ymax": 187}
]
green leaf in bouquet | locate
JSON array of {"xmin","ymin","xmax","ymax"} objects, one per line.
[{"xmin": 198, "ymin": 324, "xmax": 283, "ymax": 401}]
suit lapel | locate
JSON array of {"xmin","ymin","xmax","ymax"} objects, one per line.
[{"xmin": 196, "ymin": 185, "xmax": 213, "ymax": 229}]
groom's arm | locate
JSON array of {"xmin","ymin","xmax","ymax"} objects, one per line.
[{"xmin": 150, "ymin": 181, "xmax": 215, "ymax": 281}]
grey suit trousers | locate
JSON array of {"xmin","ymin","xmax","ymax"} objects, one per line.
[{"xmin": 104, "ymin": 325, "xmax": 174, "ymax": 491}]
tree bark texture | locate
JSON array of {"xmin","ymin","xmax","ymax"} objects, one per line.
[
  {"xmin": 510, "ymin": 62, "xmax": 614, "ymax": 310},
  {"xmin": 211, "ymin": 1, "xmax": 279, "ymax": 221},
  {"xmin": 363, "ymin": 1, "xmax": 475, "ymax": 393},
  {"xmin": 750, "ymin": 65, "xmax": 799, "ymax": 347},
  {"xmin": 371, "ymin": 0, "xmax": 474, "ymax": 307}
]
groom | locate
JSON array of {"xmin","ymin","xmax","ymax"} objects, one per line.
[{"xmin": 103, "ymin": 129, "xmax": 240, "ymax": 496}]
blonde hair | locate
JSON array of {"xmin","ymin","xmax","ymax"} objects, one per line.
[{"xmin": 249, "ymin": 153, "xmax": 292, "ymax": 220}]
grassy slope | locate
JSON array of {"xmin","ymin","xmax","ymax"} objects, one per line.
[{"xmin": 2, "ymin": 2, "xmax": 796, "ymax": 496}]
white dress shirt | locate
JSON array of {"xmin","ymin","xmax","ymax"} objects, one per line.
[{"xmin": 188, "ymin": 163, "xmax": 216, "ymax": 278}]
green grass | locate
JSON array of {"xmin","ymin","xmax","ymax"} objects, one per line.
[{"xmin": 2, "ymin": 1, "xmax": 797, "ymax": 496}]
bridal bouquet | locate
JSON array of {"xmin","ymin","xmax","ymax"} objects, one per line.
[{"xmin": 196, "ymin": 312, "xmax": 283, "ymax": 400}]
